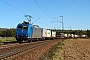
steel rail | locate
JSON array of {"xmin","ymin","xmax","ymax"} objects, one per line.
[{"xmin": 0, "ymin": 40, "xmax": 58, "ymax": 59}]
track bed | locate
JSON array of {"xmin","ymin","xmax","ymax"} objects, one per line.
[{"xmin": 0, "ymin": 39, "xmax": 63, "ymax": 60}]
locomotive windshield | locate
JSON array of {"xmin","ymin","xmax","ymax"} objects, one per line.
[
  {"xmin": 23, "ymin": 26, "xmax": 28, "ymax": 30},
  {"xmin": 17, "ymin": 26, "xmax": 22, "ymax": 29},
  {"xmin": 17, "ymin": 25, "xmax": 28, "ymax": 30}
]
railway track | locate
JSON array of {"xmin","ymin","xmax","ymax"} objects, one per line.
[{"xmin": 0, "ymin": 39, "xmax": 63, "ymax": 60}]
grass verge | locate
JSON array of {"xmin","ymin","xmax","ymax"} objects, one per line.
[
  {"xmin": 0, "ymin": 37, "xmax": 16, "ymax": 44},
  {"xmin": 41, "ymin": 40, "xmax": 67, "ymax": 60}
]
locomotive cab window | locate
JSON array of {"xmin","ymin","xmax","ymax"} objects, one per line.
[
  {"xmin": 23, "ymin": 26, "xmax": 28, "ymax": 30},
  {"xmin": 17, "ymin": 26, "xmax": 22, "ymax": 29}
]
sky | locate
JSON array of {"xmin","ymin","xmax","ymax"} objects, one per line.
[{"xmin": 0, "ymin": 0, "xmax": 90, "ymax": 30}]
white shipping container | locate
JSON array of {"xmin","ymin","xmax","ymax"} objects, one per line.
[
  {"xmin": 74, "ymin": 35, "xmax": 79, "ymax": 38},
  {"xmin": 52, "ymin": 31, "xmax": 56, "ymax": 37},
  {"xmin": 71, "ymin": 34, "xmax": 74, "ymax": 38},
  {"xmin": 42, "ymin": 28, "xmax": 47, "ymax": 37},
  {"xmin": 64, "ymin": 34, "xmax": 68, "ymax": 38},
  {"xmin": 68, "ymin": 34, "xmax": 71, "ymax": 38},
  {"xmin": 74, "ymin": 35, "xmax": 77, "ymax": 37},
  {"xmin": 46, "ymin": 30, "xmax": 51, "ymax": 37},
  {"xmin": 77, "ymin": 35, "xmax": 79, "ymax": 37},
  {"xmin": 82, "ymin": 35, "xmax": 86, "ymax": 38}
]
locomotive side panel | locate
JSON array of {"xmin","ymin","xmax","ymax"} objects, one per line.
[{"xmin": 31, "ymin": 26, "xmax": 42, "ymax": 38}]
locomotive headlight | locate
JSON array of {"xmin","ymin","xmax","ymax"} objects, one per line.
[
  {"xmin": 28, "ymin": 37, "xmax": 29, "ymax": 38},
  {"xmin": 17, "ymin": 34, "xmax": 18, "ymax": 35}
]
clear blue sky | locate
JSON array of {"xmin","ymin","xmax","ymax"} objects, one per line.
[{"xmin": 0, "ymin": 0, "xmax": 90, "ymax": 30}]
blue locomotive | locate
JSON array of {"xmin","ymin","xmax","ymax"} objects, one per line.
[{"xmin": 16, "ymin": 21, "xmax": 42, "ymax": 42}]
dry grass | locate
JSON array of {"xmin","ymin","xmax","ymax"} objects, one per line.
[{"xmin": 61, "ymin": 39, "xmax": 90, "ymax": 60}]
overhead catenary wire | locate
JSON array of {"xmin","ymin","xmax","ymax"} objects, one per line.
[
  {"xmin": 39, "ymin": 0, "xmax": 60, "ymax": 22},
  {"xmin": 13, "ymin": 0, "xmax": 29, "ymax": 12},
  {"xmin": 53, "ymin": 17, "xmax": 61, "ymax": 22},
  {"xmin": 34, "ymin": 0, "xmax": 46, "ymax": 15},
  {"xmin": 35, "ymin": 0, "xmax": 62, "ymax": 29},
  {"xmin": 1, "ymin": 0, "xmax": 26, "ymax": 14},
  {"xmin": 39, "ymin": 0, "xmax": 49, "ymax": 13},
  {"xmin": 34, "ymin": 0, "xmax": 51, "ymax": 21},
  {"xmin": 13, "ymin": 0, "xmax": 32, "ymax": 15},
  {"xmin": 13, "ymin": 0, "xmax": 41, "ymax": 23},
  {"xmin": 32, "ymin": 17, "xmax": 41, "ymax": 24}
]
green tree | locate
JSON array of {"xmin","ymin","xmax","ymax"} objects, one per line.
[{"xmin": 87, "ymin": 29, "xmax": 90, "ymax": 37}]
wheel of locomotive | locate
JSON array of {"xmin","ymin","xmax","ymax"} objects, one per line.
[
  {"xmin": 16, "ymin": 38, "xmax": 23, "ymax": 43},
  {"xmin": 27, "ymin": 39, "xmax": 31, "ymax": 43},
  {"xmin": 27, "ymin": 38, "xmax": 33, "ymax": 43},
  {"xmin": 17, "ymin": 40, "xmax": 21, "ymax": 43}
]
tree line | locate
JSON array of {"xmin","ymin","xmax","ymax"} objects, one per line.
[
  {"xmin": 0, "ymin": 28, "xmax": 16, "ymax": 37},
  {"xmin": 0, "ymin": 28, "xmax": 90, "ymax": 37}
]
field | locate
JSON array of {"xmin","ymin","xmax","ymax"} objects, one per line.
[
  {"xmin": 0, "ymin": 37, "xmax": 16, "ymax": 44},
  {"xmin": 49, "ymin": 38, "xmax": 90, "ymax": 60},
  {"xmin": 61, "ymin": 38, "xmax": 90, "ymax": 60}
]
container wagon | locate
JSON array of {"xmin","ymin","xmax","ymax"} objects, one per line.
[
  {"xmin": 46, "ymin": 29, "xmax": 51, "ymax": 39},
  {"xmin": 41, "ymin": 28, "xmax": 47, "ymax": 40},
  {"xmin": 51, "ymin": 31, "xmax": 56, "ymax": 39}
]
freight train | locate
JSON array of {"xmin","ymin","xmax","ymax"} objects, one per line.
[
  {"xmin": 15, "ymin": 21, "xmax": 87, "ymax": 42},
  {"xmin": 15, "ymin": 21, "xmax": 56, "ymax": 42}
]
